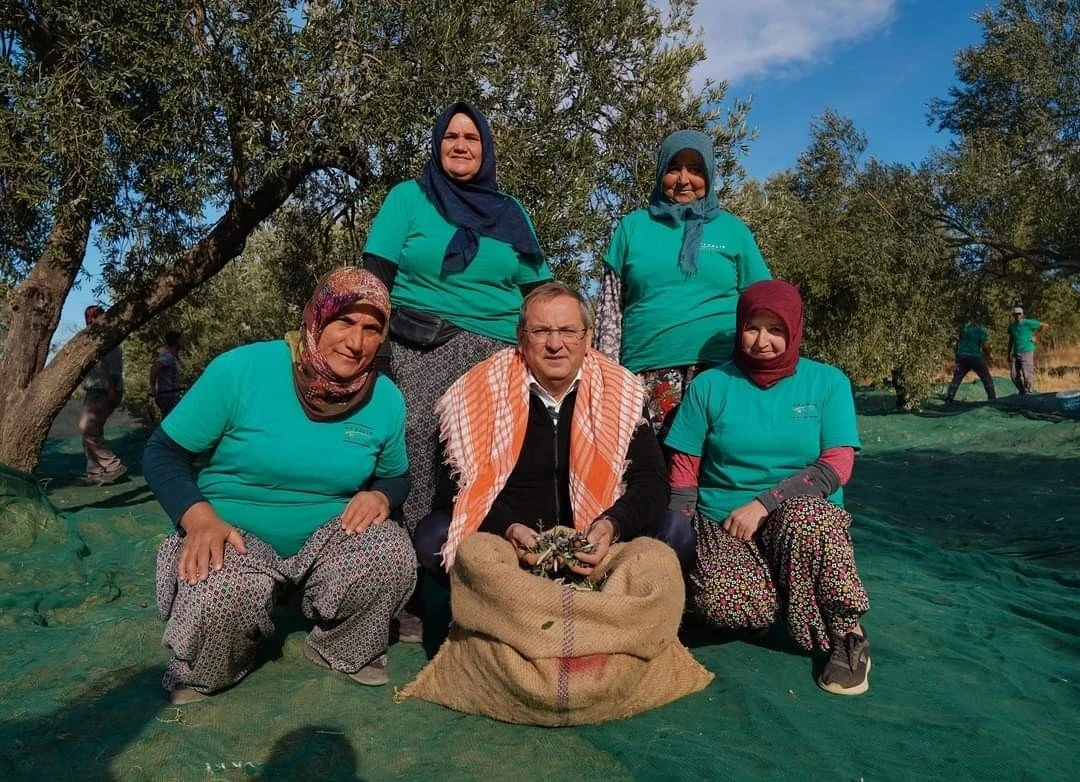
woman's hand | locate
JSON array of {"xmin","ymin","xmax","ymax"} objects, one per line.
[
  {"xmin": 723, "ymin": 500, "xmax": 769, "ymax": 542},
  {"xmin": 340, "ymin": 490, "xmax": 391, "ymax": 536},
  {"xmin": 178, "ymin": 502, "xmax": 247, "ymax": 584},
  {"xmin": 570, "ymin": 517, "xmax": 617, "ymax": 574},
  {"xmin": 505, "ymin": 523, "xmax": 540, "ymax": 566}
]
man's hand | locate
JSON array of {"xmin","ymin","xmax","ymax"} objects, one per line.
[
  {"xmin": 178, "ymin": 502, "xmax": 247, "ymax": 584},
  {"xmin": 570, "ymin": 517, "xmax": 617, "ymax": 574},
  {"xmin": 505, "ymin": 523, "xmax": 540, "ymax": 566},
  {"xmin": 340, "ymin": 490, "xmax": 391, "ymax": 536},
  {"xmin": 722, "ymin": 500, "xmax": 769, "ymax": 542}
]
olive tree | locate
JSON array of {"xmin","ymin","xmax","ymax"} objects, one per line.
[
  {"xmin": 929, "ymin": 0, "xmax": 1080, "ymax": 276},
  {"xmin": 738, "ymin": 112, "xmax": 961, "ymax": 409},
  {"xmin": 0, "ymin": 0, "xmax": 750, "ymax": 471}
]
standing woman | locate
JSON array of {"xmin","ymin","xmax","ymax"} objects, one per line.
[
  {"xmin": 665, "ymin": 280, "xmax": 872, "ymax": 695},
  {"xmin": 362, "ymin": 101, "xmax": 550, "ymax": 630},
  {"xmin": 595, "ymin": 129, "xmax": 771, "ymax": 435}
]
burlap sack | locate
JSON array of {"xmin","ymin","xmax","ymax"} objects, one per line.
[{"xmin": 398, "ymin": 532, "xmax": 713, "ymax": 725}]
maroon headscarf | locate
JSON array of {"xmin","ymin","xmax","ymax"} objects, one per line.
[
  {"xmin": 288, "ymin": 267, "xmax": 391, "ymax": 421},
  {"xmin": 731, "ymin": 279, "xmax": 804, "ymax": 389}
]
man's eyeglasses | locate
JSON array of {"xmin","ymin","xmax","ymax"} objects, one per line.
[{"xmin": 523, "ymin": 327, "xmax": 588, "ymax": 345}]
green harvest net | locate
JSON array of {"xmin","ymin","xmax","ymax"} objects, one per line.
[{"xmin": 1, "ymin": 382, "xmax": 1078, "ymax": 781}]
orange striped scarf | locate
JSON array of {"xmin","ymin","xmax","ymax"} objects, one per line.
[{"xmin": 436, "ymin": 347, "xmax": 646, "ymax": 569}]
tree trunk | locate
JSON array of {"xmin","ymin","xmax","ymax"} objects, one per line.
[
  {"xmin": 0, "ymin": 164, "xmax": 314, "ymax": 473},
  {"xmin": 0, "ymin": 191, "xmax": 91, "ymax": 471}
]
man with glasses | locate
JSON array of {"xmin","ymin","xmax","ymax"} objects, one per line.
[{"xmin": 413, "ymin": 281, "xmax": 694, "ymax": 584}]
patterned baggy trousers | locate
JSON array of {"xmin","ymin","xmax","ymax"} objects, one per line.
[{"xmin": 156, "ymin": 519, "xmax": 416, "ymax": 694}]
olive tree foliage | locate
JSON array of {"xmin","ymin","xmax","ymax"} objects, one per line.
[
  {"xmin": 928, "ymin": 0, "xmax": 1080, "ymax": 276},
  {"xmin": 733, "ymin": 112, "xmax": 961, "ymax": 409},
  {"xmin": 125, "ymin": 197, "xmax": 388, "ymax": 427},
  {"xmin": 123, "ymin": 227, "xmax": 299, "ymax": 427},
  {"xmin": 0, "ymin": 0, "xmax": 751, "ymax": 471},
  {"xmin": 123, "ymin": 195, "xmax": 372, "ymax": 426}
]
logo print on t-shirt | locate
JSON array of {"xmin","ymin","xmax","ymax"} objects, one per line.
[
  {"xmin": 791, "ymin": 403, "xmax": 819, "ymax": 419},
  {"xmin": 343, "ymin": 423, "xmax": 374, "ymax": 444}
]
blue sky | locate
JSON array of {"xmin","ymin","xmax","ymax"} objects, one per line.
[
  {"xmin": 699, "ymin": 0, "xmax": 992, "ymax": 178},
  {"xmin": 56, "ymin": 0, "xmax": 994, "ymax": 343}
]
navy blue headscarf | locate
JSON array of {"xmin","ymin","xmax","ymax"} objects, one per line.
[
  {"xmin": 647, "ymin": 129, "xmax": 721, "ymax": 277},
  {"xmin": 418, "ymin": 101, "xmax": 544, "ymax": 274}
]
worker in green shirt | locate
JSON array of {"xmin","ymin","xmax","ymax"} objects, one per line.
[
  {"xmin": 594, "ymin": 129, "xmax": 771, "ymax": 437},
  {"xmin": 1006, "ymin": 306, "xmax": 1048, "ymax": 395},
  {"xmin": 945, "ymin": 322, "xmax": 996, "ymax": 403}
]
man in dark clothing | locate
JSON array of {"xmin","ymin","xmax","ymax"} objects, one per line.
[
  {"xmin": 945, "ymin": 322, "xmax": 996, "ymax": 403},
  {"xmin": 414, "ymin": 282, "xmax": 693, "ymax": 582},
  {"xmin": 78, "ymin": 304, "xmax": 127, "ymax": 485},
  {"xmin": 150, "ymin": 330, "xmax": 184, "ymax": 417}
]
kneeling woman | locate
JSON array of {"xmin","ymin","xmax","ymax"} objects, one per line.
[
  {"xmin": 665, "ymin": 280, "xmax": 872, "ymax": 695},
  {"xmin": 144, "ymin": 268, "xmax": 416, "ymax": 703}
]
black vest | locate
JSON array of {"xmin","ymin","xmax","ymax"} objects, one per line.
[{"xmin": 481, "ymin": 389, "xmax": 577, "ymax": 533}]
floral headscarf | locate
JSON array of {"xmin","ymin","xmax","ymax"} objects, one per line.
[{"xmin": 288, "ymin": 267, "xmax": 391, "ymax": 421}]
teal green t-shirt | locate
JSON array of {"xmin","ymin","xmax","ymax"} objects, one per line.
[
  {"xmin": 956, "ymin": 324, "xmax": 990, "ymax": 358},
  {"xmin": 363, "ymin": 179, "xmax": 551, "ymax": 344},
  {"xmin": 163, "ymin": 341, "xmax": 409, "ymax": 557},
  {"xmin": 603, "ymin": 208, "xmax": 771, "ymax": 373},
  {"xmin": 1008, "ymin": 318, "xmax": 1042, "ymax": 353},
  {"xmin": 664, "ymin": 358, "xmax": 861, "ymax": 523}
]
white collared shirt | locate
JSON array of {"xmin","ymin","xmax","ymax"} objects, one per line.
[{"xmin": 526, "ymin": 369, "xmax": 582, "ymax": 425}]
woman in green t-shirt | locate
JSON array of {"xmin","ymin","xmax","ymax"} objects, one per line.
[
  {"xmin": 665, "ymin": 280, "xmax": 872, "ymax": 696},
  {"xmin": 362, "ymin": 100, "xmax": 550, "ymax": 641},
  {"xmin": 363, "ymin": 102, "xmax": 549, "ymax": 533},
  {"xmin": 594, "ymin": 129, "xmax": 771, "ymax": 436},
  {"xmin": 145, "ymin": 268, "xmax": 416, "ymax": 703}
]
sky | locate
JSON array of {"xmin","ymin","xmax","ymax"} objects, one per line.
[
  {"xmin": 695, "ymin": 0, "xmax": 993, "ymax": 179},
  {"xmin": 55, "ymin": 0, "xmax": 995, "ymax": 343}
]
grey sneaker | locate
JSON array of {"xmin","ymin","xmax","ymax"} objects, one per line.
[
  {"xmin": 818, "ymin": 631, "xmax": 871, "ymax": 695},
  {"xmin": 394, "ymin": 611, "xmax": 423, "ymax": 644},
  {"xmin": 304, "ymin": 641, "xmax": 389, "ymax": 687},
  {"xmin": 98, "ymin": 464, "xmax": 128, "ymax": 484},
  {"xmin": 168, "ymin": 686, "xmax": 209, "ymax": 705},
  {"xmin": 348, "ymin": 654, "xmax": 389, "ymax": 687},
  {"xmin": 78, "ymin": 465, "xmax": 128, "ymax": 486}
]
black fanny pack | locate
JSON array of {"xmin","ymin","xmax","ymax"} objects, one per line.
[{"xmin": 389, "ymin": 307, "xmax": 462, "ymax": 349}]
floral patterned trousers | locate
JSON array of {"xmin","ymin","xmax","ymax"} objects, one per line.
[
  {"xmin": 689, "ymin": 496, "xmax": 870, "ymax": 652},
  {"xmin": 640, "ymin": 364, "xmax": 709, "ymax": 438}
]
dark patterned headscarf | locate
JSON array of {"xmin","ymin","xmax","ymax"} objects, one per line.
[
  {"xmin": 731, "ymin": 280, "xmax": 804, "ymax": 389},
  {"xmin": 287, "ymin": 267, "xmax": 391, "ymax": 421},
  {"xmin": 418, "ymin": 100, "xmax": 544, "ymax": 274},
  {"xmin": 647, "ymin": 129, "xmax": 721, "ymax": 278}
]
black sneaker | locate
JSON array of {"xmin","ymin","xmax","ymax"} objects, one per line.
[{"xmin": 818, "ymin": 631, "xmax": 871, "ymax": 695}]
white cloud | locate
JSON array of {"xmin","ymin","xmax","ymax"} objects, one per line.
[{"xmin": 677, "ymin": 0, "xmax": 897, "ymax": 83}]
